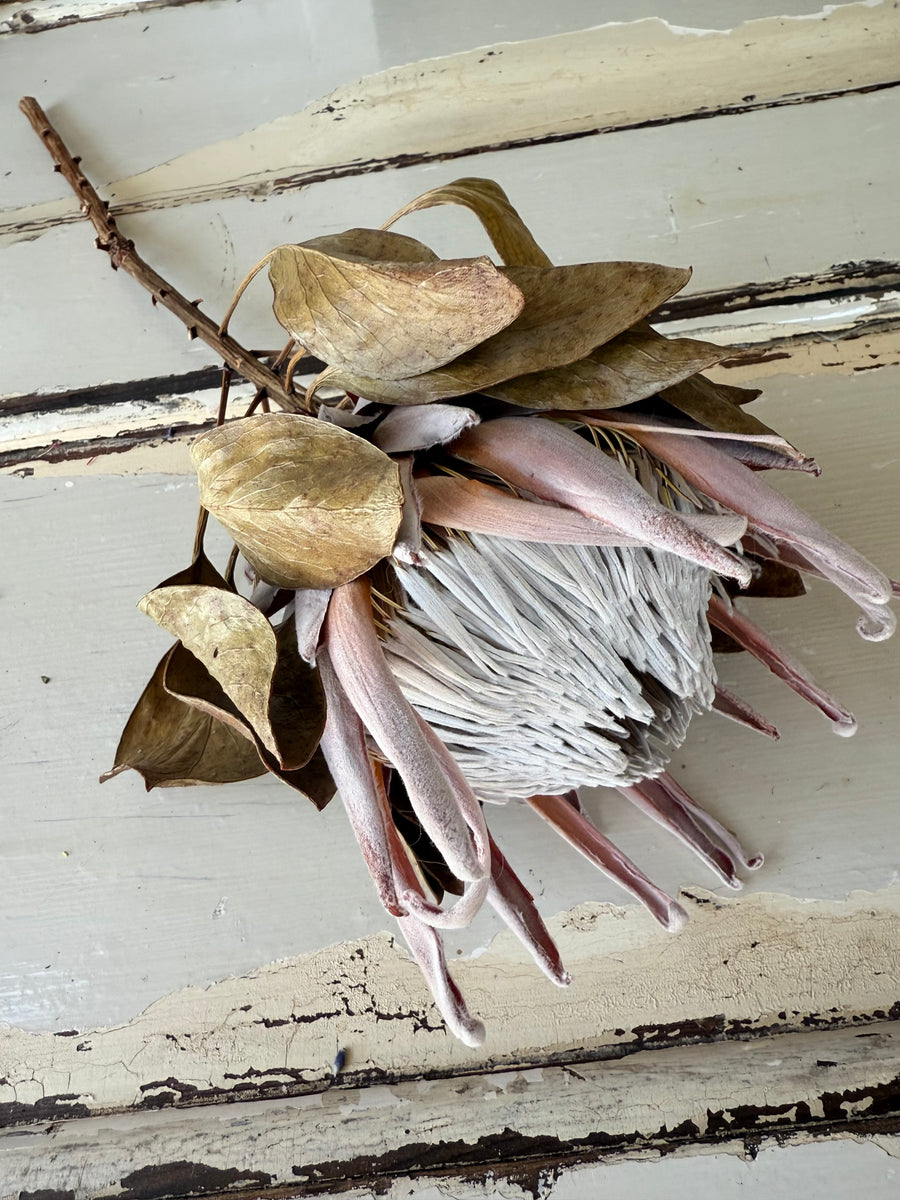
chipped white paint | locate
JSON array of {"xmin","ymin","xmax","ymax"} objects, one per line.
[
  {"xmin": 3, "ymin": 292, "xmax": 897, "ymax": 470},
  {"xmin": 4, "ymin": 2, "xmax": 898, "ymax": 241},
  {"xmin": 0, "ymin": 1023, "xmax": 898, "ymax": 1196},
  {"xmin": 0, "ymin": 886, "xmax": 898, "ymax": 1115},
  {"xmin": 0, "ymin": 0, "xmax": 205, "ymax": 36}
]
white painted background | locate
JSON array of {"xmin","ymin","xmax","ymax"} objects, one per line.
[{"xmin": 1, "ymin": 1, "xmax": 899, "ymax": 1195}]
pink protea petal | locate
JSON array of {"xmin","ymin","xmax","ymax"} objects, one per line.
[
  {"xmin": 740, "ymin": 532, "xmax": 895, "ymax": 642},
  {"xmin": 411, "ymin": 709, "xmax": 491, "ymax": 874},
  {"xmin": 652, "ymin": 771, "xmax": 764, "ymax": 872},
  {"xmin": 324, "ymin": 579, "xmax": 488, "ymax": 882},
  {"xmin": 576, "ymin": 410, "xmax": 819, "ymax": 474},
  {"xmin": 618, "ymin": 777, "xmax": 743, "ymax": 889},
  {"xmin": 708, "ymin": 594, "xmax": 857, "ymax": 736},
  {"xmin": 317, "ymin": 651, "xmax": 405, "ymax": 917},
  {"xmin": 399, "ymin": 876, "xmax": 490, "ymax": 930},
  {"xmin": 487, "ymin": 833, "xmax": 570, "ymax": 987},
  {"xmin": 630, "ymin": 428, "xmax": 893, "ymax": 630},
  {"xmin": 392, "ymin": 457, "xmax": 425, "ymax": 567},
  {"xmin": 713, "ymin": 683, "xmax": 780, "ymax": 741},
  {"xmin": 372, "ymin": 403, "xmax": 480, "ymax": 454},
  {"xmin": 395, "ymin": 913, "xmax": 486, "ymax": 1047},
  {"xmin": 525, "ymin": 792, "xmax": 688, "ymax": 932},
  {"xmin": 293, "ymin": 587, "xmax": 331, "ymax": 665},
  {"xmin": 417, "ymin": 474, "xmax": 747, "ymax": 548},
  {"xmin": 450, "ymin": 417, "xmax": 752, "ymax": 585}
]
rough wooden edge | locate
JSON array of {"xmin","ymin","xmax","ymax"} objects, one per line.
[
  {"xmin": 1, "ymin": 1020, "xmax": 898, "ymax": 1198},
  {"xmin": 4, "ymin": 1, "xmax": 898, "ymax": 242},
  {"xmin": 0, "ymin": 0, "xmax": 209, "ymax": 36},
  {"xmin": 3, "ymin": 274, "xmax": 898, "ymax": 475},
  {"xmin": 1, "ymin": 885, "xmax": 898, "ymax": 1126}
]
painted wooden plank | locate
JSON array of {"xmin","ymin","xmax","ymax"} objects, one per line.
[
  {"xmin": 1, "ymin": 366, "xmax": 896, "ymax": 1044},
  {"xmin": 0, "ymin": 0, "xmax": 845, "ymax": 41},
  {"xmin": 0, "ymin": 1023, "xmax": 897, "ymax": 1197},
  {"xmin": 0, "ymin": 885, "xmax": 898, "ymax": 1118},
  {"xmin": 4, "ymin": 1, "xmax": 898, "ymax": 241},
  {"xmin": 3, "ymin": 278, "xmax": 899, "ymax": 472},
  {"xmin": 0, "ymin": 0, "xmax": 843, "ymax": 215},
  {"xmin": 3, "ymin": 85, "xmax": 898, "ymax": 399},
  {"xmin": 0, "ymin": 0, "xmax": 208, "ymax": 36}
]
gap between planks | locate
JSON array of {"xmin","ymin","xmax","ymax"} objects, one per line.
[
  {"xmin": 2, "ymin": 275, "xmax": 898, "ymax": 474},
  {"xmin": 0, "ymin": 1021, "xmax": 898, "ymax": 1199}
]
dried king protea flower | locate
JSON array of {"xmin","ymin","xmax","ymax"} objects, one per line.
[{"xmin": 104, "ymin": 178, "xmax": 896, "ymax": 1046}]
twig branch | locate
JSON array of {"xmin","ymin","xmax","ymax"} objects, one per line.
[{"xmin": 18, "ymin": 96, "xmax": 303, "ymax": 414}]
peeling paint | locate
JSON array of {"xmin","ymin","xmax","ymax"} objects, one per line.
[
  {"xmin": 0, "ymin": 1023, "xmax": 897, "ymax": 1197},
  {"xmin": 3, "ymin": 3, "xmax": 898, "ymax": 244},
  {"xmin": 0, "ymin": 885, "xmax": 898, "ymax": 1122}
]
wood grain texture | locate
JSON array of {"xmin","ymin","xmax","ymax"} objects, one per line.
[
  {"xmin": 3, "ymin": 85, "xmax": 898, "ymax": 398},
  {"xmin": 5, "ymin": 1, "xmax": 898, "ymax": 239},
  {"xmin": 1, "ymin": 1023, "xmax": 898, "ymax": 1196}
]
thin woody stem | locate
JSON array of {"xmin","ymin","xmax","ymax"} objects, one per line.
[{"xmin": 18, "ymin": 96, "xmax": 307, "ymax": 415}]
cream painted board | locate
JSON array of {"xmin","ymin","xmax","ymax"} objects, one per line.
[
  {"xmin": 1, "ymin": 1023, "xmax": 898, "ymax": 1195},
  {"xmin": 6, "ymin": 1, "xmax": 897, "ymax": 231},
  {"xmin": 1, "ymin": 886, "xmax": 898, "ymax": 1114},
  {"xmin": 1, "ymin": 367, "xmax": 897, "ymax": 1039},
  {"xmin": 2, "ymin": 1, "xmax": 881, "ymax": 213},
  {"xmin": 3, "ymin": 86, "xmax": 899, "ymax": 398}
]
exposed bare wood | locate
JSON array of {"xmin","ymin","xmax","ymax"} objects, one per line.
[{"xmin": 1, "ymin": 1022, "xmax": 898, "ymax": 1197}]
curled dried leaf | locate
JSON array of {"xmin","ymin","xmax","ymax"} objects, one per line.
[
  {"xmin": 300, "ymin": 227, "xmax": 438, "ymax": 264},
  {"xmin": 100, "ymin": 646, "xmax": 265, "ymax": 789},
  {"xmin": 192, "ymin": 413, "xmax": 403, "ymax": 589},
  {"xmin": 382, "ymin": 177, "xmax": 552, "ymax": 268},
  {"xmin": 268, "ymin": 246, "xmax": 525, "ymax": 379},
  {"xmin": 163, "ymin": 615, "xmax": 326, "ymax": 771},
  {"xmin": 139, "ymin": 584, "xmax": 325, "ymax": 770},
  {"xmin": 318, "ymin": 261, "xmax": 692, "ymax": 405}
]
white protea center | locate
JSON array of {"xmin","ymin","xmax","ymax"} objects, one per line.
[{"xmin": 385, "ymin": 535, "xmax": 716, "ymax": 803}]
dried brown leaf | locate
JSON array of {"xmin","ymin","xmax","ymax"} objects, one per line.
[
  {"xmin": 268, "ymin": 246, "xmax": 524, "ymax": 379},
  {"xmin": 100, "ymin": 646, "xmax": 266, "ymax": 789},
  {"xmin": 138, "ymin": 584, "xmax": 322, "ymax": 770},
  {"xmin": 268, "ymin": 744, "xmax": 336, "ymax": 812},
  {"xmin": 485, "ymin": 326, "xmax": 728, "ymax": 410},
  {"xmin": 659, "ymin": 375, "xmax": 812, "ymax": 468},
  {"xmin": 192, "ymin": 413, "xmax": 403, "ymax": 589},
  {"xmin": 300, "ymin": 227, "xmax": 438, "ymax": 264},
  {"xmin": 381, "ymin": 177, "xmax": 552, "ymax": 268},
  {"xmin": 316, "ymin": 261, "xmax": 692, "ymax": 405},
  {"xmin": 663, "ymin": 374, "xmax": 763, "ymax": 423},
  {"xmin": 156, "ymin": 549, "xmax": 229, "ymax": 590},
  {"xmin": 164, "ymin": 615, "xmax": 326, "ymax": 773}
]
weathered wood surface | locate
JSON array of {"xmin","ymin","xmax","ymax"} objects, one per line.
[
  {"xmin": 1, "ymin": 1023, "xmax": 898, "ymax": 1197},
  {"xmin": 1, "ymin": 1, "xmax": 899, "ymax": 1196}
]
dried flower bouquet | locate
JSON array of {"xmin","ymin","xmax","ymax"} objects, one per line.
[{"xmin": 22, "ymin": 101, "xmax": 896, "ymax": 1046}]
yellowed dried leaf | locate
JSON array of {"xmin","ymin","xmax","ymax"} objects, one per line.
[
  {"xmin": 318, "ymin": 261, "xmax": 692, "ymax": 404},
  {"xmin": 164, "ymin": 616, "xmax": 326, "ymax": 773},
  {"xmin": 300, "ymin": 227, "xmax": 438, "ymax": 264},
  {"xmin": 192, "ymin": 413, "xmax": 403, "ymax": 589},
  {"xmin": 485, "ymin": 326, "xmax": 728, "ymax": 410},
  {"xmin": 381, "ymin": 177, "xmax": 552, "ymax": 268},
  {"xmin": 138, "ymin": 584, "xmax": 286, "ymax": 761},
  {"xmin": 268, "ymin": 246, "xmax": 524, "ymax": 379}
]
